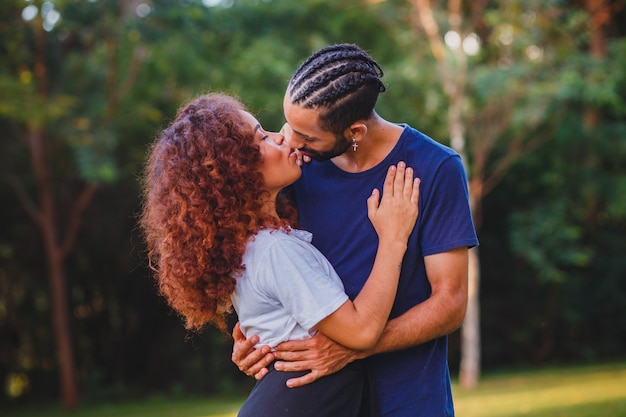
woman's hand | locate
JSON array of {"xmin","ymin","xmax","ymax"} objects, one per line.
[
  {"xmin": 367, "ymin": 161, "xmax": 420, "ymax": 244},
  {"xmin": 231, "ymin": 322, "xmax": 274, "ymax": 380}
]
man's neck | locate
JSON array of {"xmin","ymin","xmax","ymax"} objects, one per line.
[{"xmin": 332, "ymin": 115, "xmax": 404, "ymax": 173}]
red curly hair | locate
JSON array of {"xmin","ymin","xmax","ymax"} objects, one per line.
[{"xmin": 141, "ymin": 93, "xmax": 297, "ymax": 332}]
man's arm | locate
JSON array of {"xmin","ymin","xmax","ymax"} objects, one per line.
[
  {"xmin": 370, "ymin": 246, "xmax": 468, "ymax": 353},
  {"xmin": 272, "ymin": 247, "xmax": 469, "ymax": 387}
]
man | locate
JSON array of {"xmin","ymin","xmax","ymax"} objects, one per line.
[{"xmin": 232, "ymin": 43, "xmax": 478, "ymax": 416}]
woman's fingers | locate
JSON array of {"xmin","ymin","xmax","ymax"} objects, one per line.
[
  {"xmin": 378, "ymin": 162, "xmax": 420, "ymax": 211},
  {"xmin": 412, "ymin": 178, "xmax": 420, "ymax": 207},
  {"xmin": 393, "ymin": 161, "xmax": 407, "ymax": 197},
  {"xmin": 382, "ymin": 164, "xmax": 397, "ymax": 196}
]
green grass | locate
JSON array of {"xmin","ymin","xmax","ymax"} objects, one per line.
[
  {"xmin": 5, "ymin": 362, "xmax": 626, "ymax": 417},
  {"xmin": 452, "ymin": 362, "xmax": 626, "ymax": 417},
  {"xmin": 3, "ymin": 396, "xmax": 245, "ymax": 417}
]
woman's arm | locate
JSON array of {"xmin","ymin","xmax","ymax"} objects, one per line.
[{"xmin": 271, "ymin": 247, "xmax": 468, "ymax": 388}]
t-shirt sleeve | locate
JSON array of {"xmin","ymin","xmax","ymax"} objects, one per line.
[
  {"xmin": 420, "ymin": 155, "xmax": 479, "ymax": 256},
  {"xmin": 256, "ymin": 238, "xmax": 349, "ymax": 332}
]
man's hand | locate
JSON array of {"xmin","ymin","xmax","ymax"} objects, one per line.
[
  {"xmin": 231, "ymin": 322, "xmax": 274, "ymax": 380},
  {"xmin": 273, "ymin": 332, "xmax": 363, "ymax": 388}
]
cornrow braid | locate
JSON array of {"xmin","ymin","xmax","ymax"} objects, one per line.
[{"xmin": 287, "ymin": 43, "xmax": 387, "ymax": 135}]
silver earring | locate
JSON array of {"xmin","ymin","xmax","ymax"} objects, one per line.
[{"xmin": 352, "ymin": 138, "xmax": 358, "ymax": 151}]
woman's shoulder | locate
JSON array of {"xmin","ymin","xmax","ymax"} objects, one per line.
[
  {"xmin": 243, "ymin": 228, "xmax": 328, "ymax": 281},
  {"xmin": 254, "ymin": 228, "xmax": 312, "ymax": 244},
  {"xmin": 246, "ymin": 228, "xmax": 312, "ymax": 261}
]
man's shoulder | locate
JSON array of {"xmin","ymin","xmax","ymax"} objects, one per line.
[
  {"xmin": 401, "ymin": 125, "xmax": 457, "ymax": 155},
  {"xmin": 399, "ymin": 125, "xmax": 460, "ymax": 166}
]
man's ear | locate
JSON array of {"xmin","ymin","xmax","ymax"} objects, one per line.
[{"xmin": 344, "ymin": 121, "xmax": 368, "ymax": 141}]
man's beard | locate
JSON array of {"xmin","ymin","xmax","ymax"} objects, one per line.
[{"xmin": 301, "ymin": 135, "xmax": 351, "ymax": 161}]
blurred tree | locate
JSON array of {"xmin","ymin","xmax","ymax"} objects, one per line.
[
  {"xmin": 408, "ymin": 0, "xmax": 485, "ymax": 388},
  {"xmin": 405, "ymin": 0, "xmax": 623, "ymax": 387},
  {"xmin": 0, "ymin": 0, "xmax": 149, "ymax": 408},
  {"xmin": 505, "ymin": 5, "xmax": 626, "ymax": 364}
]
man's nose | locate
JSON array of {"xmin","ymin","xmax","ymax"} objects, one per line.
[{"xmin": 281, "ymin": 123, "xmax": 303, "ymax": 149}]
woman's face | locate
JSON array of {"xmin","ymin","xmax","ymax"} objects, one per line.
[{"xmin": 241, "ymin": 111, "xmax": 302, "ymax": 192}]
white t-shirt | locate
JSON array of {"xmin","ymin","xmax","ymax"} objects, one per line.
[{"xmin": 231, "ymin": 228, "xmax": 349, "ymax": 348}]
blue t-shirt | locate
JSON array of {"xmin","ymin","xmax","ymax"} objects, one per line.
[{"xmin": 291, "ymin": 125, "xmax": 478, "ymax": 417}]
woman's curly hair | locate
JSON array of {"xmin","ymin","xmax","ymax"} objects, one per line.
[{"xmin": 140, "ymin": 93, "xmax": 297, "ymax": 332}]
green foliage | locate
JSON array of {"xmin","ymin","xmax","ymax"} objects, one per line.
[
  {"xmin": 484, "ymin": 38, "xmax": 626, "ymax": 361},
  {"xmin": 507, "ymin": 34, "xmax": 626, "ymax": 284},
  {"xmin": 510, "ymin": 201, "xmax": 592, "ymax": 284}
]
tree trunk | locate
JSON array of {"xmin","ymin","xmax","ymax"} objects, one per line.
[
  {"xmin": 460, "ymin": 246, "xmax": 480, "ymax": 388},
  {"xmin": 28, "ymin": 10, "xmax": 80, "ymax": 407},
  {"xmin": 452, "ymin": 98, "xmax": 482, "ymax": 389},
  {"xmin": 412, "ymin": 0, "xmax": 483, "ymax": 388},
  {"xmin": 45, "ymin": 229, "xmax": 79, "ymax": 409},
  {"xmin": 446, "ymin": 51, "xmax": 483, "ymax": 390},
  {"xmin": 17, "ymin": 1, "xmax": 136, "ymax": 407},
  {"xmin": 27, "ymin": 126, "xmax": 79, "ymax": 409},
  {"xmin": 582, "ymin": 0, "xmax": 610, "ymax": 127}
]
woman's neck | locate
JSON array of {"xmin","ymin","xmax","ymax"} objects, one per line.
[{"xmin": 260, "ymin": 193, "xmax": 280, "ymax": 220}]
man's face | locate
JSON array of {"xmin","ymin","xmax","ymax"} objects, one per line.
[{"xmin": 282, "ymin": 94, "xmax": 351, "ymax": 161}]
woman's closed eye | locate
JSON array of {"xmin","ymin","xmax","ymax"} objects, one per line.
[{"xmin": 264, "ymin": 134, "xmax": 284, "ymax": 148}]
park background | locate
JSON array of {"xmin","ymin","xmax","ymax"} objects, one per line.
[{"xmin": 1, "ymin": 0, "xmax": 625, "ymax": 415}]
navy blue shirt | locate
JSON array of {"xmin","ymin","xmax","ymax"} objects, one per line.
[{"xmin": 292, "ymin": 125, "xmax": 478, "ymax": 417}]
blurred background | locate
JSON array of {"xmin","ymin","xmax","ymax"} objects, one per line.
[{"xmin": 1, "ymin": 0, "xmax": 625, "ymax": 414}]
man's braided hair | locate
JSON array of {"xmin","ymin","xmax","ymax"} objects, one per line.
[{"xmin": 286, "ymin": 43, "xmax": 387, "ymax": 135}]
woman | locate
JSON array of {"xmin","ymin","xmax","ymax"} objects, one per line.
[{"xmin": 140, "ymin": 93, "xmax": 419, "ymax": 416}]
